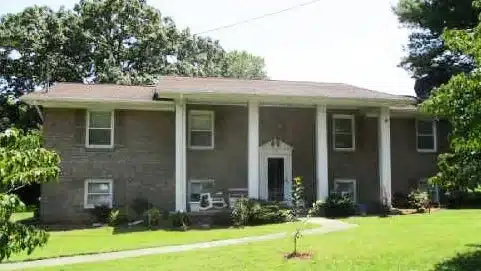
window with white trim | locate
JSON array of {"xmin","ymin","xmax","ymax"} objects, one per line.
[
  {"xmin": 188, "ymin": 110, "xmax": 214, "ymax": 149},
  {"xmin": 333, "ymin": 114, "xmax": 355, "ymax": 151},
  {"xmin": 86, "ymin": 110, "xmax": 114, "ymax": 148},
  {"xmin": 84, "ymin": 179, "xmax": 113, "ymax": 209},
  {"xmin": 189, "ymin": 179, "xmax": 215, "ymax": 203},
  {"xmin": 333, "ymin": 179, "xmax": 357, "ymax": 202},
  {"xmin": 416, "ymin": 120, "xmax": 437, "ymax": 152}
]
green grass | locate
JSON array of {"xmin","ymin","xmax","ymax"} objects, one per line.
[
  {"xmin": 10, "ymin": 212, "xmax": 34, "ymax": 222},
  {"xmin": 25, "ymin": 210, "xmax": 481, "ymax": 271},
  {"xmin": 8, "ymin": 220, "xmax": 315, "ymax": 263}
]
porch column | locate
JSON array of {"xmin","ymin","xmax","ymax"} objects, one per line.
[
  {"xmin": 175, "ymin": 99, "xmax": 187, "ymax": 211},
  {"xmin": 316, "ymin": 104, "xmax": 329, "ymax": 201},
  {"xmin": 247, "ymin": 101, "xmax": 260, "ymax": 199},
  {"xmin": 378, "ymin": 107, "xmax": 392, "ymax": 205}
]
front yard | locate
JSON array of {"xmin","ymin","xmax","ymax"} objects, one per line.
[
  {"xmin": 8, "ymin": 212, "xmax": 315, "ymax": 262},
  {"xmin": 20, "ymin": 210, "xmax": 481, "ymax": 271}
]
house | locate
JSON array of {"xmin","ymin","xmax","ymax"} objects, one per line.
[{"xmin": 22, "ymin": 76, "xmax": 449, "ymax": 223}]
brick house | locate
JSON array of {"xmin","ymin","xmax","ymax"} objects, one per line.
[{"xmin": 22, "ymin": 76, "xmax": 447, "ymax": 223}]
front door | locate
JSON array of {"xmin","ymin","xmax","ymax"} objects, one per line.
[{"xmin": 268, "ymin": 158, "xmax": 284, "ymax": 201}]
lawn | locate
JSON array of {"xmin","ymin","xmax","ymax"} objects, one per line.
[
  {"xmin": 24, "ymin": 210, "xmax": 481, "ymax": 271},
  {"xmin": 8, "ymin": 213, "xmax": 315, "ymax": 263}
]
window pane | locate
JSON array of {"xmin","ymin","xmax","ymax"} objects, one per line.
[
  {"xmin": 89, "ymin": 129, "xmax": 111, "ymax": 146},
  {"xmin": 335, "ymin": 134, "xmax": 353, "ymax": 149},
  {"xmin": 417, "ymin": 120, "xmax": 433, "ymax": 134},
  {"xmin": 190, "ymin": 114, "xmax": 212, "ymax": 130},
  {"xmin": 418, "ymin": 135, "xmax": 434, "ymax": 150},
  {"xmin": 87, "ymin": 194, "xmax": 111, "ymax": 207},
  {"xmin": 190, "ymin": 181, "xmax": 215, "ymax": 202},
  {"xmin": 88, "ymin": 182, "xmax": 111, "ymax": 193},
  {"xmin": 334, "ymin": 118, "xmax": 352, "ymax": 134},
  {"xmin": 89, "ymin": 112, "xmax": 112, "ymax": 128},
  {"xmin": 335, "ymin": 181, "xmax": 355, "ymax": 200},
  {"xmin": 190, "ymin": 131, "xmax": 212, "ymax": 147}
]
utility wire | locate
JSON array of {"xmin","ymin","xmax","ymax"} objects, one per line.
[{"xmin": 194, "ymin": 0, "xmax": 322, "ymax": 35}]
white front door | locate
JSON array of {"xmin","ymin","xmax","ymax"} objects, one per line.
[{"xmin": 259, "ymin": 139, "xmax": 293, "ymax": 202}]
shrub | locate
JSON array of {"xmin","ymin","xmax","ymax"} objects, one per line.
[
  {"xmin": 90, "ymin": 205, "xmax": 111, "ymax": 224},
  {"xmin": 408, "ymin": 190, "xmax": 429, "ymax": 213},
  {"xmin": 309, "ymin": 194, "xmax": 356, "ymax": 218},
  {"xmin": 171, "ymin": 211, "xmax": 191, "ymax": 230},
  {"xmin": 211, "ymin": 212, "xmax": 232, "ymax": 227},
  {"xmin": 130, "ymin": 197, "xmax": 153, "ymax": 218},
  {"xmin": 108, "ymin": 208, "xmax": 129, "ymax": 226},
  {"xmin": 444, "ymin": 191, "xmax": 481, "ymax": 208},
  {"xmin": 392, "ymin": 192, "xmax": 410, "ymax": 209},
  {"xmin": 143, "ymin": 208, "xmax": 162, "ymax": 228},
  {"xmin": 232, "ymin": 198, "xmax": 291, "ymax": 226}
]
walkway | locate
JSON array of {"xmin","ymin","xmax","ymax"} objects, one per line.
[{"xmin": 0, "ymin": 218, "xmax": 357, "ymax": 270}]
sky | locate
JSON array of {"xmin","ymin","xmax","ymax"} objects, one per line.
[{"xmin": 2, "ymin": 0, "xmax": 415, "ymax": 95}]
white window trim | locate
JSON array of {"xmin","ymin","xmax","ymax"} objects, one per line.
[
  {"xmin": 333, "ymin": 179, "xmax": 357, "ymax": 203},
  {"xmin": 84, "ymin": 179, "xmax": 113, "ymax": 209},
  {"xmin": 188, "ymin": 110, "xmax": 215, "ymax": 150},
  {"xmin": 416, "ymin": 119, "xmax": 437, "ymax": 153},
  {"xmin": 188, "ymin": 179, "xmax": 215, "ymax": 203},
  {"xmin": 85, "ymin": 110, "xmax": 115, "ymax": 149},
  {"xmin": 332, "ymin": 114, "xmax": 356, "ymax": 151}
]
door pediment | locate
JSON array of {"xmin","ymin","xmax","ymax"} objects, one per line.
[{"xmin": 260, "ymin": 138, "xmax": 293, "ymax": 153}]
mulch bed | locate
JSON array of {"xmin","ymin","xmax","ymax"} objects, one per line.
[{"xmin": 284, "ymin": 252, "xmax": 313, "ymax": 260}]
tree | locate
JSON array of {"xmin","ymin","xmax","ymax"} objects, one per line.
[
  {"xmin": 422, "ymin": 0, "xmax": 481, "ymax": 191},
  {"xmin": 0, "ymin": 128, "xmax": 60, "ymax": 262},
  {"xmin": 221, "ymin": 50, "xmax": 268, "ymax": 80},
  {"xmin": 394, "ymin": 0, "xmax": 479, "ymax": 99}
]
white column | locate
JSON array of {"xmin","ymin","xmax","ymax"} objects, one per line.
[
  {"xmin": 175, "ymin": 99, "xmax": 187, "ymax": 211},
  {"xmin": 316, "ymin": 105, "xmax": 329, "ymax": 201},
  {"xmin": 248, "ymin": 101, "xmax": 260, "ymax": 199},
  {"xmin": 378, "ymin": 107, "xmax": 392, "ymax": 206}
]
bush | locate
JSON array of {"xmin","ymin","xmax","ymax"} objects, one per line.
[
  {"xmin": 108, "ymin": 208, "xmax": 129, "ymax": 226},
  {"xmin": 130, "ymin": 197, "xmax": 153, "ymax": 218},
  {"xmin": 143, "ymin": 208, "xmax": 162, "ymax": 228},
  {"xmin": 171, "ymin": 211, "xmax": 191, "ymax": 230},
  {"xmin": 211, "ymin": 212, "xmax": 232, "ymax": 227},
  {"xmin": 408, "ymin": 190, "xmax": 429, "ymax": 213},
  {"xmin": 308, "ymin": 195, "xmax": 356, "ymax": 218},
  {"xmin": 444, "ymin": 191, "xmax": 481, "ymax": 208},
  {"xmin": 231, "ymin": 198, "xmax": 291, "ymax": 226},
  {"xmin": 392, "ymin": 192, "xmax": 410, "ymax": 209},
  {"xmin": 90, "ymin": 205, "xmax": 111, "ymax": 224}
]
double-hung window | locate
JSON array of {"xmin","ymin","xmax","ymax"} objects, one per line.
[
  {"xmin": 188, "ymin": 110, "xmax": 214, "ymax": 149},
  {"xmin": 86, "ymin": 110, "xmax": 114, "ymax": 148},
  {"xmin": 333, "ymin": 179, "xmax": 357, "ymax": 202},
  {"xmin": 84, "ymin": 179, "xmax": 113, "ymax": 209},
  {"xmin": 416, "ymin": 120, "xmax": 437, "ymax": 152},
  {"xmin": 333, "ymin": 114, "xmax": 355, "ymax": 151}
]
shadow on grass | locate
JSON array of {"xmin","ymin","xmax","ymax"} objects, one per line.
[{"xmin": 432, "ymin": 245, "xmax": 481, "ymax": 271}]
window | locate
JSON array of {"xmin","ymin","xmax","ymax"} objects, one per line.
[
  {"xmin": 189, "ymin": 179, "xmax": 215, "ymax": 203},
  {"xmin": 333, "ymin": 179, "xmax": 357, "ymax": 202},
  {"xmin": 419, "ymin": 178, "xmax": 440, "ymax": 204},
  {"xmin": 416, "ymin": 120, "xmax": 437, "ymax": 152},
  {"xmin": 333, "ymin": 114, "xmax": 355, "ymax": 151},
  {"xmin": 86, "ymin": 110, "xmax": 114, "ymax": 148},
  {"xmin": 188, "ymin": 110, "xmax": 214, "ymax": 149},
  {"xmin": 84, "ymin": 179, "xmax": 113, "ymax": 209}
]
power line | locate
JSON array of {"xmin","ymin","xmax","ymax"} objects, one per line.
[{"xmin": 194, "ymin": 0, "xmax": 322, "ymax": 36}]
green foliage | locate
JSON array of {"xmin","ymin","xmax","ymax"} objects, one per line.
[
  {"xmin": 309, "ymin": 194, "xmax": 356, "ymax": 218},
  {"xmin": 291, "ymin": 176, "xmax": 304, "ymax": 218},
  {"xmin": 393, "ymin": 0, "xmax": 478, "ymax": 98},
  {"xmin": 408, "ymin": 190, "xmax": 430, "ymax": 213},
  {"xmin": 231, "ymin": 198, "xmax": 291, "ymax": 227},
  {"xmin": 108, "ymin": 208, "xmax": 129, "ymax": 227},
  {"xmin": 170, "ymin": 211, "xmax": 191, "ymax": 230},
  {"xmin": 89, "ymin": 205, "xmax": 111, "ymax": 224},
  {"xmin": 221, "ymin": 51, "xmax": 268, "ymax": 79},
  {"xmin": 130, "ymin": 197, "xmax": 152, "ymax": 218},
  {"xmin": 143, "ymin": 208, "xmax": 161, "ymax": 228},
  {"xmin": 392, "ymin": 192, "xmax": 410, "ymax": 209},
  {"xmin": 445, "ymin": 191, "xmax": 481, "ymax": 208}
]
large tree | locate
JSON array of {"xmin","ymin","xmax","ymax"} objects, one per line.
[
  {"xmin": 221, "ymin": 50, "xmax": 268, "ymax": 80},
  {"xmin": 0, "ymin": 128, "xmax": 60, "ymax": 262},
  {"xmin": 0, "ymin": 0, "xmax": 268, "ymax": 131},
  {"xmin": 422, "ymin": 0, "xmax": 481, "ymax": 191},
  {"xmin": 394, "ymin": 0, "xmax": 479, "ymax": 99}
]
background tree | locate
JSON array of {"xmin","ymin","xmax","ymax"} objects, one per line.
[
  {"xmin": 221, "ymin": 50, "xmax": 268, "ymax": 79},
  {"xmin": 394, "ymin": 0, "xmax": 479, "ymax": 99},
  {"xmin": 422, "ymin": 0, "xmax": 481, "ymax": 192},
  {"xmin": 0, "ymin": 128, "xmax": 60, "ymax": 262}
]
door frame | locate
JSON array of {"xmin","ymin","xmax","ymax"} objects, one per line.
[{"xmin": 259, "ymin": 139, "xmax": 293, "ymax": 202}]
